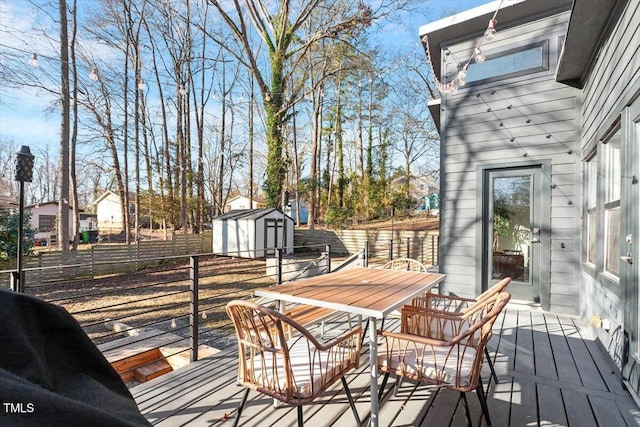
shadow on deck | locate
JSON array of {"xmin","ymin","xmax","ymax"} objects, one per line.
[{"xmin": 131, "ymin": 304, "xmax": 640, "ymax": 426}]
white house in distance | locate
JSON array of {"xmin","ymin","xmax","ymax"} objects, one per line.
[
  {"xmin": 26, "ymin": 201, "xmax": 97, "ymax": 244},
  {"xmin": 420, "ymin": 0, "xmax": 639, "ymax": 405},
  {"xmin": 224, "ymin": 195, "xmax": 266, "ymax": 212},
  {"xmin": 94, "ymin": 190, "xmax": 134, "ymax": 234}
]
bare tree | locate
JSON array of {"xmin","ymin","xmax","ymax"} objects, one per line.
[
  {"xmin": 57, "ymin": 0, "xmax": 70, "ymax": 251},
  {"xmin": 205, "ymin": 0, "xmax": 377, "ymax": 207}
]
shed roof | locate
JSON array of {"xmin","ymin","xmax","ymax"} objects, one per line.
[{"xmin": 213, "ymin": 208, "xmax": 293, "ymax": 222}]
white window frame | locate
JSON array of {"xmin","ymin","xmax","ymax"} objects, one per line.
[
  {"xmin": 585, "ymin": 152, "xmax": 597, "ymax": 266},
  {"xmin": 603, "ymin": 129, "xmax": 621, "ymax": 277}
]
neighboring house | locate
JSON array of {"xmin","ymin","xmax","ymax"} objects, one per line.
[
  {"xmin": 25, "ymin": 201, "xmax": 96, "ymax": 243},
  {"xmin": 390, "ymin": 175, "xmax": 439, "ymax": 202},
  {"xmin": 224, "ymin": 195, "xmax": 266, "ymax": 212},
  {"xmin": 0, "ymin": 195, "xmax": 16, "ymax": 211},
  {"xmin": 284, "ymin": 200, "xmax": 308, "ymax": 225},
  {"xmin": 79, "ymin": 213, "xmax": 98, "ymax": 234},
  {"xmin": 420, "ymin": 0, "xmax": 639, "ymax": 403},
  {"xmin": 94, "ymin": 190, "xmax": 135, "ymax": 233}
]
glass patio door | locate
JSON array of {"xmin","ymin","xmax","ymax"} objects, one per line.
[{"xmin": 484, "ymin": 167, "xmax": 543, "ymax": 302}]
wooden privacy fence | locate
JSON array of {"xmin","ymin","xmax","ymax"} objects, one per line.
[
  {"xmin": 1, "ymin": 229, "xmax": 439, "ymax": 288},
  {"xmin": 294, "ymin": 229, "xmax": 439, "ymax": 266},
  {"xmin": 0, "ymin": 232, "xmax": 212, "ymax": 288}
]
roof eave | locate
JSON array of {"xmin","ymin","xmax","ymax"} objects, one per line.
[
  {"xmin": 419, "ymin": 0, "xmax": 572, "ymax": 78},
  {"xmin": 556, "ymin": 0, "xmax": 625, "ymax": 88}
]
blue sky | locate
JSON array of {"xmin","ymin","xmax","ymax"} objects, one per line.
[{"xmin": 0, "ymin": 0, "xmax": 490, "ymax": 153}]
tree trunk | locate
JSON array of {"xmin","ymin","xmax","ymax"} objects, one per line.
[
  {"xmin": 69, "ymin": 0, "xmax": 80, "ymax": 250},
  {"xmin": 58, "ymin": 0, "xmax": 70, "ymax": 252}
]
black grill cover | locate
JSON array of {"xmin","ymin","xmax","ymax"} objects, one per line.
[{"xmin": 0, "ymin": 289, "xmax": 151, "ymax": 426}]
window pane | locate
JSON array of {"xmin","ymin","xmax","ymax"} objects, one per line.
[
  {"xmin": 606, "ymin": 130, "xmax": 621, "ymax": 203},
  {"xmin": 587, "ymin": 210, "xmax": 597, "ymax": 264},
  {"xmin": 587, "ymin": 155, "xmax": 598, "ymax": 208},
  {"xmin": 38, "ymin": 215, "xmax": 55, "ymax": 233},
  {"xmin": 605, "ymin": 205, "xmax": 620, "ymax": 276},
  {"xmin": 491, "ymin": 176, "xmax": 531, "ymax": 283},
  {"xmin": 464, "ymin": 42, "xmax": 547, "ymax": 84}
]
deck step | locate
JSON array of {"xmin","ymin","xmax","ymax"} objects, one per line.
[
  {"xmin": 134, "ymin": 359, "xmax": 173, "ymax": 382},
  {"xmin": 110, "ymin": 348, "xmax": 161, "ymax": 378}
]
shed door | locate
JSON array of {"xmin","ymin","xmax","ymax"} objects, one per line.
[
  {"xmin": 265, "ymin": 219, "xmax": 278, "ymax": 257},
  {"xmin": 483, "ymin": 166, "xmax": 547, "ymax": 304},
  {"xmin": 264, "ymin": 218, "xmax": 287, "ymax": 257}
]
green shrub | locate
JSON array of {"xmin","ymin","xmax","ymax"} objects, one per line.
[{"xmin": 0, "ymin": 209, "xmax": 35, "ymax": 260}]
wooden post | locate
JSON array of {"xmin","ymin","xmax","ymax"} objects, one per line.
[
  {"xmin": 406, "ymin": 237, "xmax": 410, "ymax": 258},
  {"xmin": 431, "ymin": 235, "xmax": 436, "ymax": 266},
  {"xmin": 190, "ymin": 255, "xmax": 199, "ymax": 362},
  {"xmin": 90, "ymin": 246, "xmax": 95, "ymax": 278}
]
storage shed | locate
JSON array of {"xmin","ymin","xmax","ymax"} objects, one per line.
[{"xmin": 211, "ymin": 209, "xmax": 294, "ymax": 258}]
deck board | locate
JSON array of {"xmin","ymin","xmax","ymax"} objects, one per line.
[
  {"xmin": 562, "ymin": 389, "xmax": 597, "ymax": 426},
  {"xmin": 131, "ymin": 305, "xmax": 640, "ymax": 427},
  {"xmin": 531, "ymin": 311, "xmax": 558, "ymax": 381},
  {"xmin": 537, "ymin": 383, "xmax": 568, "ymax": 426}
]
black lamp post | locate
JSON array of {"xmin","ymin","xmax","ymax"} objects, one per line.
[{"xmin": 12, "ymin": 146, "xmax": 35, "ymax": 293}]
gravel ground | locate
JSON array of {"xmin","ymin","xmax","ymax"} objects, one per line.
[{"xmin": 27, "ymin": 256, "xmax": 273, "ymax": 348}]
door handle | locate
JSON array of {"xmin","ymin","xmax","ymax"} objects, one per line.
[
  {"xmin": 531, "ymin": 227, "xmax": 540, "ymax": 243},
  {"xmin": 620, "ymin": 254, "xmax": 633, "ymax": 264}
]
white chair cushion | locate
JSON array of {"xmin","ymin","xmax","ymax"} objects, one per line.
[
  {"xmin": 252, "ymin": 336, "xmax": 349, "ymax": 398},
  {"xmin": 377, "ymin": 340, "xmax": 477, "ymax": 387}
]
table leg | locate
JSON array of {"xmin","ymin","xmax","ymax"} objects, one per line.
[{"xmin": 369, "ymin": 316, "xmax": 378, "ymax": 427}]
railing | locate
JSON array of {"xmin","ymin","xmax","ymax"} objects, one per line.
[
  {"xmin": 0, "ymin": 231, "xmax": 212, "ymax": 289},
  {"xmin": 1, "ymin": 238, "xmax": 437, "ymax": 384}
]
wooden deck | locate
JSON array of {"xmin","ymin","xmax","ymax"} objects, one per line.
[{"xmin": 131, "ymin": 303, "xmax": 640, "ymax": 426}]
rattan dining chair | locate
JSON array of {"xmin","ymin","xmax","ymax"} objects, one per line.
[
  {"xmin": 408, "ymin": 277, "xmax": 512, "ymax": 383},
  {"xmin": 377, "ymin": 291, "xmax": 511, "ymax": 427},
  {"xmin": 226, "ymin": 300, "xmax": 363, "ymax": 427},
  {"xmin": 381, "ymin": 257, "xmax": 428, "ymax": 272},
  {"xmin": 369, "ymin": 258, "xmax": 429, "ymax": 334}
]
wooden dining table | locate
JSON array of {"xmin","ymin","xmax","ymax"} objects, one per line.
[{"xmin": 254, "ymin": 266, "xmax": 446, "ymax": 427}]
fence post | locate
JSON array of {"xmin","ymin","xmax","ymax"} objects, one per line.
[
  {"xmin": 276, "ymin": 249, "xmax": 282, "ymax": 284},
  {"xmin": 363, "ymin": 242, "xmax": 369, "ymax": 267},
  {"xmin": 37, "ymin": 252, "xmax": 43, "ymax": 287},
  {"xmin": 91, "ymin": 246, "xmax": 95, "ymax": 278},
  {"xmin": 388, "ymin": 239, "xmax": 393, "ymax": 261},
  {"xmin": 325, "ymin": 244, "xmax": 331, "ymax": 272},
  {"xmin": 406, "ymin": 237, "xmax": 410, "ymax": 258},
  {"xmin": 431, "ymin": 235, "xmax": 436, "ymax": 266},
  {"xmin": 190, "ymin": 255, "xmax": 199, "ymax": 363}
]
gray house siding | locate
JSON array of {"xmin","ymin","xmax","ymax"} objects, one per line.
[
  {"xmin": 577, "ymin": 1, "xmax": 640, "ymax": 398},
  {"xmin": 438, "ymin": 10, "xmax": 582, "ymax": 314},
  {"xmin": 580, "ymin": 1, "xmax": 640, "ymax": 145}
]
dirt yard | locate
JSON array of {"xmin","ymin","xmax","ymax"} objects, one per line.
[{"xmin": 28, "ymin": 256, "xmax": 273, "ymax": 348}]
